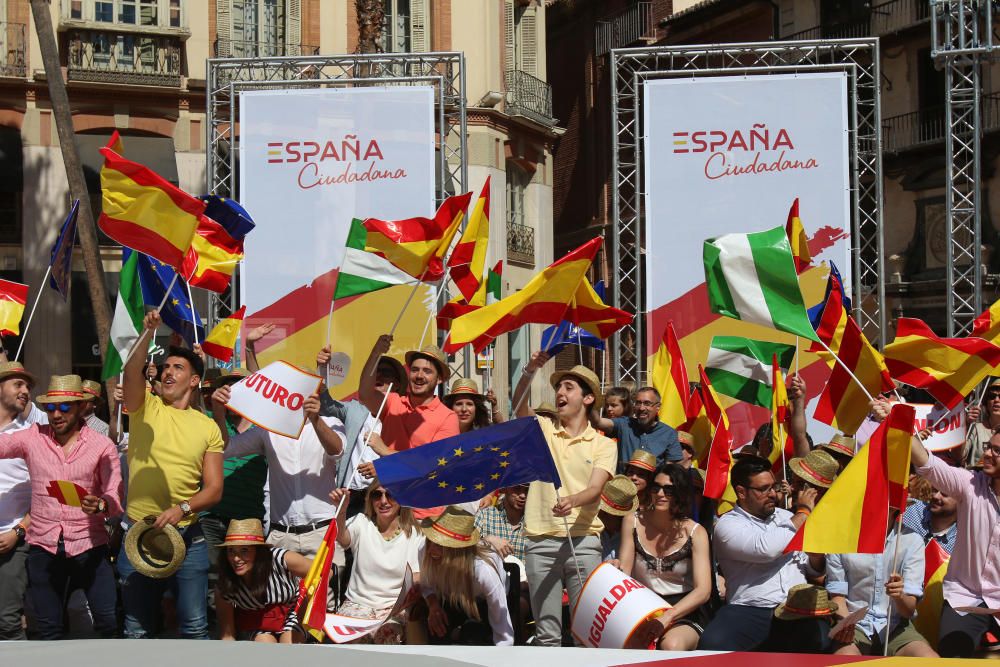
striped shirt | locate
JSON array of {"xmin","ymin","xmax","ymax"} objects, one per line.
[
  {"xmin": 222, "ymin": 548, "xmax": 300, "ymax": 632},
  {"xmin": 0, "ymin": 424, "xmax": 122, "ymax": 556},
  {"xmin": 474, "ymin": 500, "xmax": 526, "ymax": 562}
]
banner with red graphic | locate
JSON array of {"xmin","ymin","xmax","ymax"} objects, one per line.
[
  {"xmin": 570, "ymin": 563, "xmax": 670, "ymax": 649},
  {"xmin": 643, "ymin": 73, "xmax": 851, "ymax": 445},
  {"xmin": 239, "ymin": 88, "xmax": 437, "ymax": 398}
]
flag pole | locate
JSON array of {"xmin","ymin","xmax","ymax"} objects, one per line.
[
  {"xmin": 794, "ymin": 336, "xmax": 800, "ymax": 375},
  {"xmin": 559, "ymin": 500, "xmax": 586, "ymax": 592},
  {"xmin": 325, "ymin": 297, "xmax": 336, "ymax": 348},
  {"xmin": 14, "ymin": 265, "xmax": 53, "ymax": 362},
  {"xmin": 814, "ymin": 337, "xmax": 876, "ymax": 403},
  {"xmin": 883, "ymin": 513, "xmax": 904, "ymax": 656},
  {"xmin": 114, "ymin": 371, "xmax": 124, "ymax": 445},
  {"xmin": 122, "ymin": 272, "xmax": 178, "ymax": 368},
  {"xmin": 186, "ymin": 282, "xmax": 199, "ymax": 346},
  {"xmin": 388, "ymin": 269, "xmax": 429, "ymax": 338},
  {"xmin": 577, "ymin": 326, "xmax": 584, "ymax": 367}
]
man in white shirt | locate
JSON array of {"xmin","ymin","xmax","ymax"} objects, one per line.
[{"xmin": 699, "ymin": 456, "xmax": 829, "ymax": 652}]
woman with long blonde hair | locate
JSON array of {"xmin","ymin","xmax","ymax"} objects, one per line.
[{"xmin": 420, "ymin": 506, "xmax": 514, "ymax": 645}]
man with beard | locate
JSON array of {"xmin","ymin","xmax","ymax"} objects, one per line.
[
  {"xmin": 592, "ymin": 386, "xmax": 682, "ymax": 471},
  {"xmin": 476, "ymin": 485, "xmax": 528, "ymax": 562},
  {"xmin": 903, "ymin": 485, "xmax": 959, "ymax": 554},
  {"xmin": 0, "ymin": 375, "xmax": 122, "ymax": 639},
  {"xmin": 699, "ymin": 456, "xmax": 828, "ymax": 652}
]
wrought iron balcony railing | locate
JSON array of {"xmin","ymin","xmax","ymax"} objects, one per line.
[
  {"xmin": 596, "ymin": 2, "xmax": 655, "ymax": 57},
  {"xmin": 66, "ymin": 30, "xmax": 181, "ymax": 86},
  {"xmin": 507, "ymin": 221, "xmax": 535, "ymax": 266},
  {"xmin": 505, "ymin": 69, "xmax": 555, "ymax": 126},
  {"xmin": 213, "ymin": 39, "xmax": 320, "ymax": 58},
  {"xmin": 0, "ymin": 22, "xmax": 26, "ymax": 78},
  {"xmin": 882, "ymin": 94, "xmax": 1000, "ymax": 153},
  {"xmin": 783, "ymin": 0, "xmax": 929, "ymax": 40}
]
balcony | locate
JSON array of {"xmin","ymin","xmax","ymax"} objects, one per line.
[
  {"xmin": 505, "ymin": 69, "xmax": 555, "ymax": 126},
  {"xmin": 882, "ymin": 94, "xmax": 1000, "ymax": 153},
  {"xmin": 596, "ymin": 1, "xmax": 655, "ymax": 57},
  {"xmin": 783, "ymin": 0, "xmax": 930, "ymax": 40},
  {"xmin": 507, "ymin": 221, "xmax": 535, "ymax": 266},
  {"xmin": 213, "ymin": 40, "xmax": 321, "ymax": 58},
  {"xmin": 0, "ymin": 22, "xmax": 26, "ymax": 78},
  {"xmin": 66, "ymin": 30, "xmax": 181, "ymax": 86}
]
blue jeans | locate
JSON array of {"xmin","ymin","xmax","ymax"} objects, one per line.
[
  {"xmin": 27, "ymin": 543, "xmax": 118, "ymax": 639},
  {"xmin": 698, "ymin": 603, "xmax": 832, "ymax": 653},
  {"xmin": 116, "ymin": 522, "xmax": 209, "ymax": 639}
]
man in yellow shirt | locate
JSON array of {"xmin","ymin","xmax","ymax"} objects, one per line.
[
  {"xmin": 119, "ymin": 310, "xmax": 224, "ymax": 639},
  {"xmin": 514, "ymin": 351, "xmax": 616, "ymax": 646}
]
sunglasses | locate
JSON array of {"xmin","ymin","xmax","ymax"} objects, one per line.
[
  {"xmin": 649, "ymin": 482, "xmax": 677, "ymax": 496},
  {"xmin": 42, "ymin": 403, "xmax": 73, "ymax": 413},
  {"xmin": 370, "ymin": 489, "xmax": 394, "ymax": 502}
]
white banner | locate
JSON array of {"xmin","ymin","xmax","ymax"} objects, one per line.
[
  {"xmin": 570, "ymin": 563, "xmax": 669, "ymax": 649},
  {"xmin": 324, "ymin": 566, "xmax": 415, "ymax": 643},
  {"xmin": 226, "ymin": 361, "xmax": 323, "ymax": 439},
  {"xmin": 642, "ymin": 73, "xmax": 851, "ymax": 446},
  {"xmin": 912, "ymin": 402, "xmax": 966, "ymax": 453}
]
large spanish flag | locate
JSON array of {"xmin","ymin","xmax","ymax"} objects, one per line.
[
  {"xmin": 181, "ymin": 217, "xmax": 244, "ymax": 293},
  {"xmin": 973, "ymin": 299, "xmax": 1000, "ymax": 342},
  {"xmin": 650, "ymin": 322, "xmax": 689, "ymax": 429},
  {"xmin": 363, "ymin": 191, "xmax": 473, "ymax": 281},
  {"xmin": 785, "ymin": 402, "xmax": 914, "ymax": 554},
  {"xmin": 448, "ymin": 178, "xmax": 490, "ymax": 301},
  {"xmin": 201, "ymin": 306, "xmax": 245, "ymax": 363},
  {"xmin": 98, "ymin": 138, "xmax": 202, "ymax": 270},
  {"xmin": 565, "ymin": 277, "xmax": 632, "ymax": 339},
  {"xmin": 0, "ymin": 279, "xmax": 27, "ymax": 337},
  {"xmin": 445, "ymin": 237, "xmax": 601, "ymax": 353},
  {"xmin": 884, "ymin": 317, "xmax": 1000, "ymax": 410}
]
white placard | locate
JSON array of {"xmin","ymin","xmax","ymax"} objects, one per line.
[
  {"xmin": 570, "ymin": 563, "xmax": 669, "ymax": 649},
  {"xmin": 324, "ymin": 566, "xmax": 415, "ymax": 643},
  {"xmin": 226, "ymin": 361, "xmax": 323, "ymax": 439},
  {"xmin": 912, "ymin": 402, "xmax": 966, "ymax": 452}
]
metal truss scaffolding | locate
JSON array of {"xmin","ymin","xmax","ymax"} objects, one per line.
[
  {"xmin": 932, "ymin": 1, "xmax": 998, "ymax": 335},
  {"xmin": 609, "ymin": 40, "xmax": 884, "ymax": 385},
  {"xmin": 205, "ymin": 52, "xmax": 467, "ymax": 371}
]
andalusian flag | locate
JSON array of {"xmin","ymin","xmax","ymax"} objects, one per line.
[
  {"xmin": 785, "ymin": 403, "xmax": 914, "ymax": 554},
  {"xmin": 445, "ymin": 238, "xmax": 601, "ymax": 353},
  {"xmin": 785, "ymin": 198, "xmax": 811, "ymax": 273},
  {"xmin": 703, "ymin": 226, "xmax": 818, "ymax": 341},
  {"xmin": 0, "ymin": 279, "xmax": 27, "ymax": 337},
  {"xmin": 913, "ymin": 539, "xmax": 950, "ymax": 650},
  {"xmin": 363, "ymin": 191, "xmax": 473, "ymax": 281},
  {"xmin": 885, "ymin": 318, "xmax": 1000, "ymax": 409},
  {"xmin": 649, "ymin": 322, "xmax": 689, "ymax": 429},
  {"xmin": 98, "ymin": 136, "xmax": 201, "ymax": 270},
  {"xmin": 181, "ymin": 217, "xmax": 244, "ymax": 293},
  {"xmin": 334, "ymin": 219, "xmax": 417, "ymax": 300},
  {"xmin": 46, "ymin": 480, "xmax": 88, "ymax": 507},
  {"xmin": 202, "ymin": 306, "xmax": 245, "ymax": 363},
  {"xmin": 448, "ymin": 178, "xmax": 490, "ymax": 301},
  {"xmin": 102, "ymin": 250, "xmax": 144, "ymax": 380},
  {"xmin": 770, "ymin": 355, "xmax": 794, "ymax": 471},
  {"xmin": 705, "ymin": 336, "xmax": 795, "ymax": 408}
]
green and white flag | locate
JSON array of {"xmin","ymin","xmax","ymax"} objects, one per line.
[
  {"xmin": 705, "ymin": 336, "xmax": 796, "ymax": 408},
  {"xmin": 703, "ymin": 225, "xmax": 818, "ymax": 341},
  {"xmin": 102, "ymin": 250, "xmax": 145, "ymax": 380},
  {"xmin": 333, "ymin": 218, "xmax": 417, "ymax": 299}
]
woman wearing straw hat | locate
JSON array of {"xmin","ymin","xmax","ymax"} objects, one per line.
[
  {"xmin": 619, "ymin": 463, "xmax": 711, "ymax": 651},
  {"xmin": 328, "ymin": 482, "xmax": 423, "ymax": 644},
  {"xmin": 442, "ymin": 378, "xmax": 503, "ymax": 434},
  {"xmin": 624, "ymin": 449, "xmax": 658, "ymax": 510},
  {"xmin": 215, "ymin": 518, "xmax": 313, "ymax": 643},
  {"xmin": 420, "ymin": 506, "xmax": 514, "ymax": 646}
]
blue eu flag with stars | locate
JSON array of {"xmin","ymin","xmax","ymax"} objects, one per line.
[
  {"xmin": 131, "ymin": 249, "xmax": 205, "ymax": 347},
  {"xmin": 48, "ymin": 200, "xmax": 79, "ymax": 300},
  {"xmin": 373, "ymin": 417, "xmax": 561, "ymax": 509}
]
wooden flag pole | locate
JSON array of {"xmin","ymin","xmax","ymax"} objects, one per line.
[
  {"xmin": 388, "ymin": 269, "xmax": 429, "ymax": 338},
  {"xmin": 15, "ymin": 265, "xmax": 53, "ymax": 361}
]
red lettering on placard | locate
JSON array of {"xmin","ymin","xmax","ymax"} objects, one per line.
[
  {"xmin": 611, "ymin": 585, "xmax": 627, "ymax": 601},
  {"xmin": 273, "ymin": 385, "xmax": 289, "ymax": 407},
  {"xmin": 287, "ymin": 393, "xmax": 304, "ymax": 411}
]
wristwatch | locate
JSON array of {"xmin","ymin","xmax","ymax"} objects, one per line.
[
  {"xmin": 179, "ymin": 501, "xmax": 192, "ymax": 517},
  {"xmin": 97, "ymin": 498, "xmax": 108, "ymax": 514},
  {"xmin": 12, "ymin": 524, "xmax": 25, "ymax": 540}
]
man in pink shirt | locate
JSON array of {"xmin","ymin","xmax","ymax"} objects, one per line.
[{"xmin": 0, "ymin": 375, "xmax": 122, "ymax": 639}]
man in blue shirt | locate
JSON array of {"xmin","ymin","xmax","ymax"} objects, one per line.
[{"xmin": 592, "ymin": 386, "xmax": 681, "ymax": 472}]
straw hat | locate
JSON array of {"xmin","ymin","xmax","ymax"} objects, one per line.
[
  {"xmin": 789, "ymin": 449, "xmax": 839, "ymax": 489},
  {"xmin": 124, "ymin": 517, "xmax": 187, "ymax": 579},
  {"xmin": 0, "ymin": 361, "xmax": 34, "ymax": 387},
  {"xmin": 376, "ymin": 355, "xmax": 407, "ymax": 387},
  {"xmin": 534, "ymin": 402, "xmax": 558, "ymax": 419},
  {"xmin": 420, "ymin": 506, "xmax": 479, "ymax": 549},
  {"xmin": 550, "ymin": 365, "xmax": 603, "ymax": 410},
  {"xmin": 820, "ymin": 434, "xmax": 856, "ymax": 459},
  {"xmin": 405, "ymin": 345, "xmax": 450, "ymax": 381},
  {"xmin": 989, "ymin": 378, "xmax": 1000, "ymax": 390},
  {"xmin": 214, "ymin": 367, "xmax": 251, "ymax": 388},
  {"xmin": 599, "ymin": 475, "xmax": 639, "ymax": 516},
  {"xmin": 35, "ymin": 375, "xmax": 90, "ymax": 404},
  {"xmin": 625, "ymin": 449, "xmax": 657, "ymax": 473},
  {"xmin": 444, "ymin": 377, "xmax": 483, "ymax": 407},
  {"xmin": 219, "ymin": 518, "xmax": 267, "ymax": 548},
  {"xmin": 774, "ymin": 584, "xmax": 839, "ymax": 621},
  {"xmin": 81, "ymin": 380, "xmax": 103, "ymax": 401},
  {"xmin": 200, "ymin": 368, "xmax": 222, "ymax": 390},
  {"xmin": 677, "ymin": 431, "xmax": 694, "ymax": 447}
]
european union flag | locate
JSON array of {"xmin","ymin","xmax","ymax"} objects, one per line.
[
  {"xmin": 199, "ymin": 195, "xmax": 255, "ymax": 241},
  {"xmin": 373, "ymin": 417, "xmax": 561, "ymax": 509},
  {"xmin": 131, "ymin": 249, "xmax": 205, "ymax": 346},
  {"xmin": 48, "ymin": 200, "xmax": 79, "ymax": 300},
  {"xmin": 541, "ymin": 280, "xmax": 607, "ymax": 355},
  {"xmin": 808, "ymin": 261, "xmax": 852, "ymax": 328}
]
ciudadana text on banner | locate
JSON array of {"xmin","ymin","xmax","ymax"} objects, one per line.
[
  {"xmin": 238, "ymin": 87, "xmax": 437, "ymax": 397},
  {"xmin": 225, "ymin": 361, "xmax": 323, "ymax": 439}
]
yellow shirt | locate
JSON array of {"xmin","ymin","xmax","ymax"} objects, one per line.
[
  {"xmin": 525, "ymin": 418, "xmax": 617, "ymax": 538},
  {"xmin": 127, "ymin": 392, "xmax": 224, "ymax": 525}
]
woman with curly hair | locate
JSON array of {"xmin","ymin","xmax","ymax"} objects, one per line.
[{"xmin": 443, "ymin": 378, "xmax": 502, "ymax": 433}]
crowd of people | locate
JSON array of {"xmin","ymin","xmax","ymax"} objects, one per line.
[{"xmin": 0, "ymin": 307, "xmax": 996, "ymax": 657}]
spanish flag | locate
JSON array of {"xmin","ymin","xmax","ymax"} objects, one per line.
[
  {"xmin": 0, "ymin": 279, "xmax": 27, "ymax": 337},
  {"xmin": 448, "ymin": 178, "xmax": 490, "ymax": 301},
  {"xmin": 46, "ymin": 480, "xmax": 88, "ymax": 507},
  {"xmin": 565, "ymin": 277, "xmax": 632, "ymax": 340},
  {"xmin": 201, "ymin": 306, "xmax": 245, "ymax": 363},
  {"xmin": 973, "ymin": 299, "xmax": 1000, "ymax": 342},
  {"xmin": 98, "ymin": 137, "xmax": 202, "ymax": 270},
  {"xmin": 445, "ymin": 237, "xmax": 601, "ymax": 353},
  {"xmin": 785, "ymin": 403, "xmax": 914, "ymax": 554},
  {"xmin": 649, "ymin": 322, "xmax": 689, "ymax": 429},
  {"xmin": 363, "ymin": 191, "xmax": 473, "ymax": 281},
  {"xmin": 785, "ymin": 197, "xmax": 811, "ymax": 273},
  {"xmin": 698, "ymin": 364, "xmax": 730, "ymax": 432},
  {"xmin": 769, "ymin": 354, "xmax": 794, "ymax": 472},
  {"xmin": 295, "ymin": 518, "xmax": 337, "ymax": 641},
  {"xmin": 884, "ymin": 317, "xmax": 1000, "ymax": 410},
  {"xmin": 181, "ymin": 217, "xmax": 244, "ymax": 293},
  {"xmin": 438, "ymin": 260, "xmax": 502, "ymax": 330},
  {"xmin": 703, "ymin": 414, "xmax": 734, "ymax": 500},
  {"xmin": 913, "ymin": 538, "xmax": 950, "ymax": 650}
]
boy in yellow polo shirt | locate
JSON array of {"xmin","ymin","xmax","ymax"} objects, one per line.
[{"xmin": 514, "ymin": 350, "xmax": 616, "ymax": 646}]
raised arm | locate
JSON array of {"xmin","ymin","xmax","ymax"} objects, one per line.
[
  {"xmin": 512, "ymin": 351, "xmax": 549, "ymax": 419},
  {"xmin": 244, "ymin": 322, "xmax": 275, "ymax": 374},
  {"xmin": 124, "ymin": 310, "xmax": 160, "ymax": 414},
  {"xmin": 359, "ymin": 334, "xmax": 393, "ymax": 416},
  {"xmin": 329, "ymin": 488, "xmax": 352, "ymax": 549},
  {"xmin": 787, "ymin": 373, "xmax": 811, "ymax": 458},
  {"xmin": 304, "ymin": 395, "xmax": 344, "ymax": 457}
]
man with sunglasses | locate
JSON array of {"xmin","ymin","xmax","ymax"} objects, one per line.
[
  {"xmin": 591, "ymin": 386, "xmax": 682, "ymax": 473},
  {"xmin": 699, "ymin": 455, "xmax": 828, "ymax": 652},
  {"xmin": 0, "ymin": 374, "xmax": 122, "ymax": 639},
  {"xmin": 964, "ymin": 378, "xmax": 1000, "ymax": 468}
]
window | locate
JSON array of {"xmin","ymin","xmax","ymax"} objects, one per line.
[
  {"xmin": 506, "ymin": 163, "xmax": 534, "ymax": 266},
  {"xmin": 119, "ymin": 0, "xmax": 136, "ymax": 23},
  {"xmin": 231, "ymin": 0, "xmax": 284, "ymax": 54},
  {"xmin": 169, "ymin": 0, "xmax": 181, "ymax": 26},
  {"xmin": 140, "ymin": 0, "xmax": 158, "ymax": 25},
  {"xmin": 507, "ymin": 163, "xmax": 526, "ymax": 228},
  {"xmin": 504, "ymin": 0, "xmax": 537, "ymax": 76},
  {"xmin": 71, "ymin": 0, "xmax": 83, "ymax": 19},
  {"xmin": 80, "ymin": 1, "xmax": 182, "ymax": 29},
  {"xmin": 95, "ymin": 1, "xmax": 114, "ymax": 22},
  {"xmin": 380, "ymin": 0, "xmax": 426, "ymax": 53},
  {"xmin": 0, "ymin": 192, "xmax": 21, "ymax": 244}
]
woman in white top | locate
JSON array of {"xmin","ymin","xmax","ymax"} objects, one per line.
[
  {"xmin": 420, "ymin": 506, "xmax": 514, "ymax": 646},
  {"xmin": 619, "ymin": 463, "xmax": 711, "ymax": 651},
  {"xmin": 330, "ymin": 482, "xmax": 424, "ymax": 644}
]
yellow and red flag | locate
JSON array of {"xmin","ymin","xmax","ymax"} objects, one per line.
[
  {"xmin": 46, "ymin": 480, "xmax": 88, "ymax": 507},
  {"xmin": 363, "ymin": 191, "xmax": 473, "ymax": 281},
  {"xmin": 769, "ymin": 354, "xmax": 794, "ymax": 472},
  {"xmin": 680, "ymin": 388, "xmax": 712, "ymax": 463},
  {"xmin": 0, "ymin": 279, "xmax": 27, "ymax": 337},
  {"xmin": 698, "ymin": 364, "xmax": 730, "ymax": 432},
  {"xmin": 913, "ymin": 538, "xmax": 950, "ymax": 650},
  {"xmin": 884, "ymin": 317, "xmax": 1000, "ymax": 410},
  {"xmin": 703, "ymin": 415, "xmax": 733, "ymax": 499},
  {"xmin": 448, "ymin": 178, "xmax": 490, "ymax": 301},
  {"xmin": 785, "ymin": 197, "xmax": 811, "ymax": 273},
  {"xmin": 785, "ymin": 403, "xmax": 915, "ymax": 554},
  {"xmin": 972, "ymin": 299, "xmax": 1000, "ymax": 343},
  {"xmin": 564, "ymin": 277, "xmax": 632, "ymax": 340},
  {"xmin": 649, "ymin": 322, "xmax": 689, "ymax": 429},
  {"xmin": 445, "ymin": 237, "xmax": 602, "ymax": 353},
  {"xmin": 181, "ymin": 217, "xmax": 244, "ymax": 293},
  {"xmin": 296, "ymin": 518, "xmax": 337, "ymax": 641},
  {"xmin": 98, "ymin": 136, "xmax": 202, "ymax": 270},
  {"xmin": 201, "ymin": 306, "xmax": 245, "ymax": 363}
]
